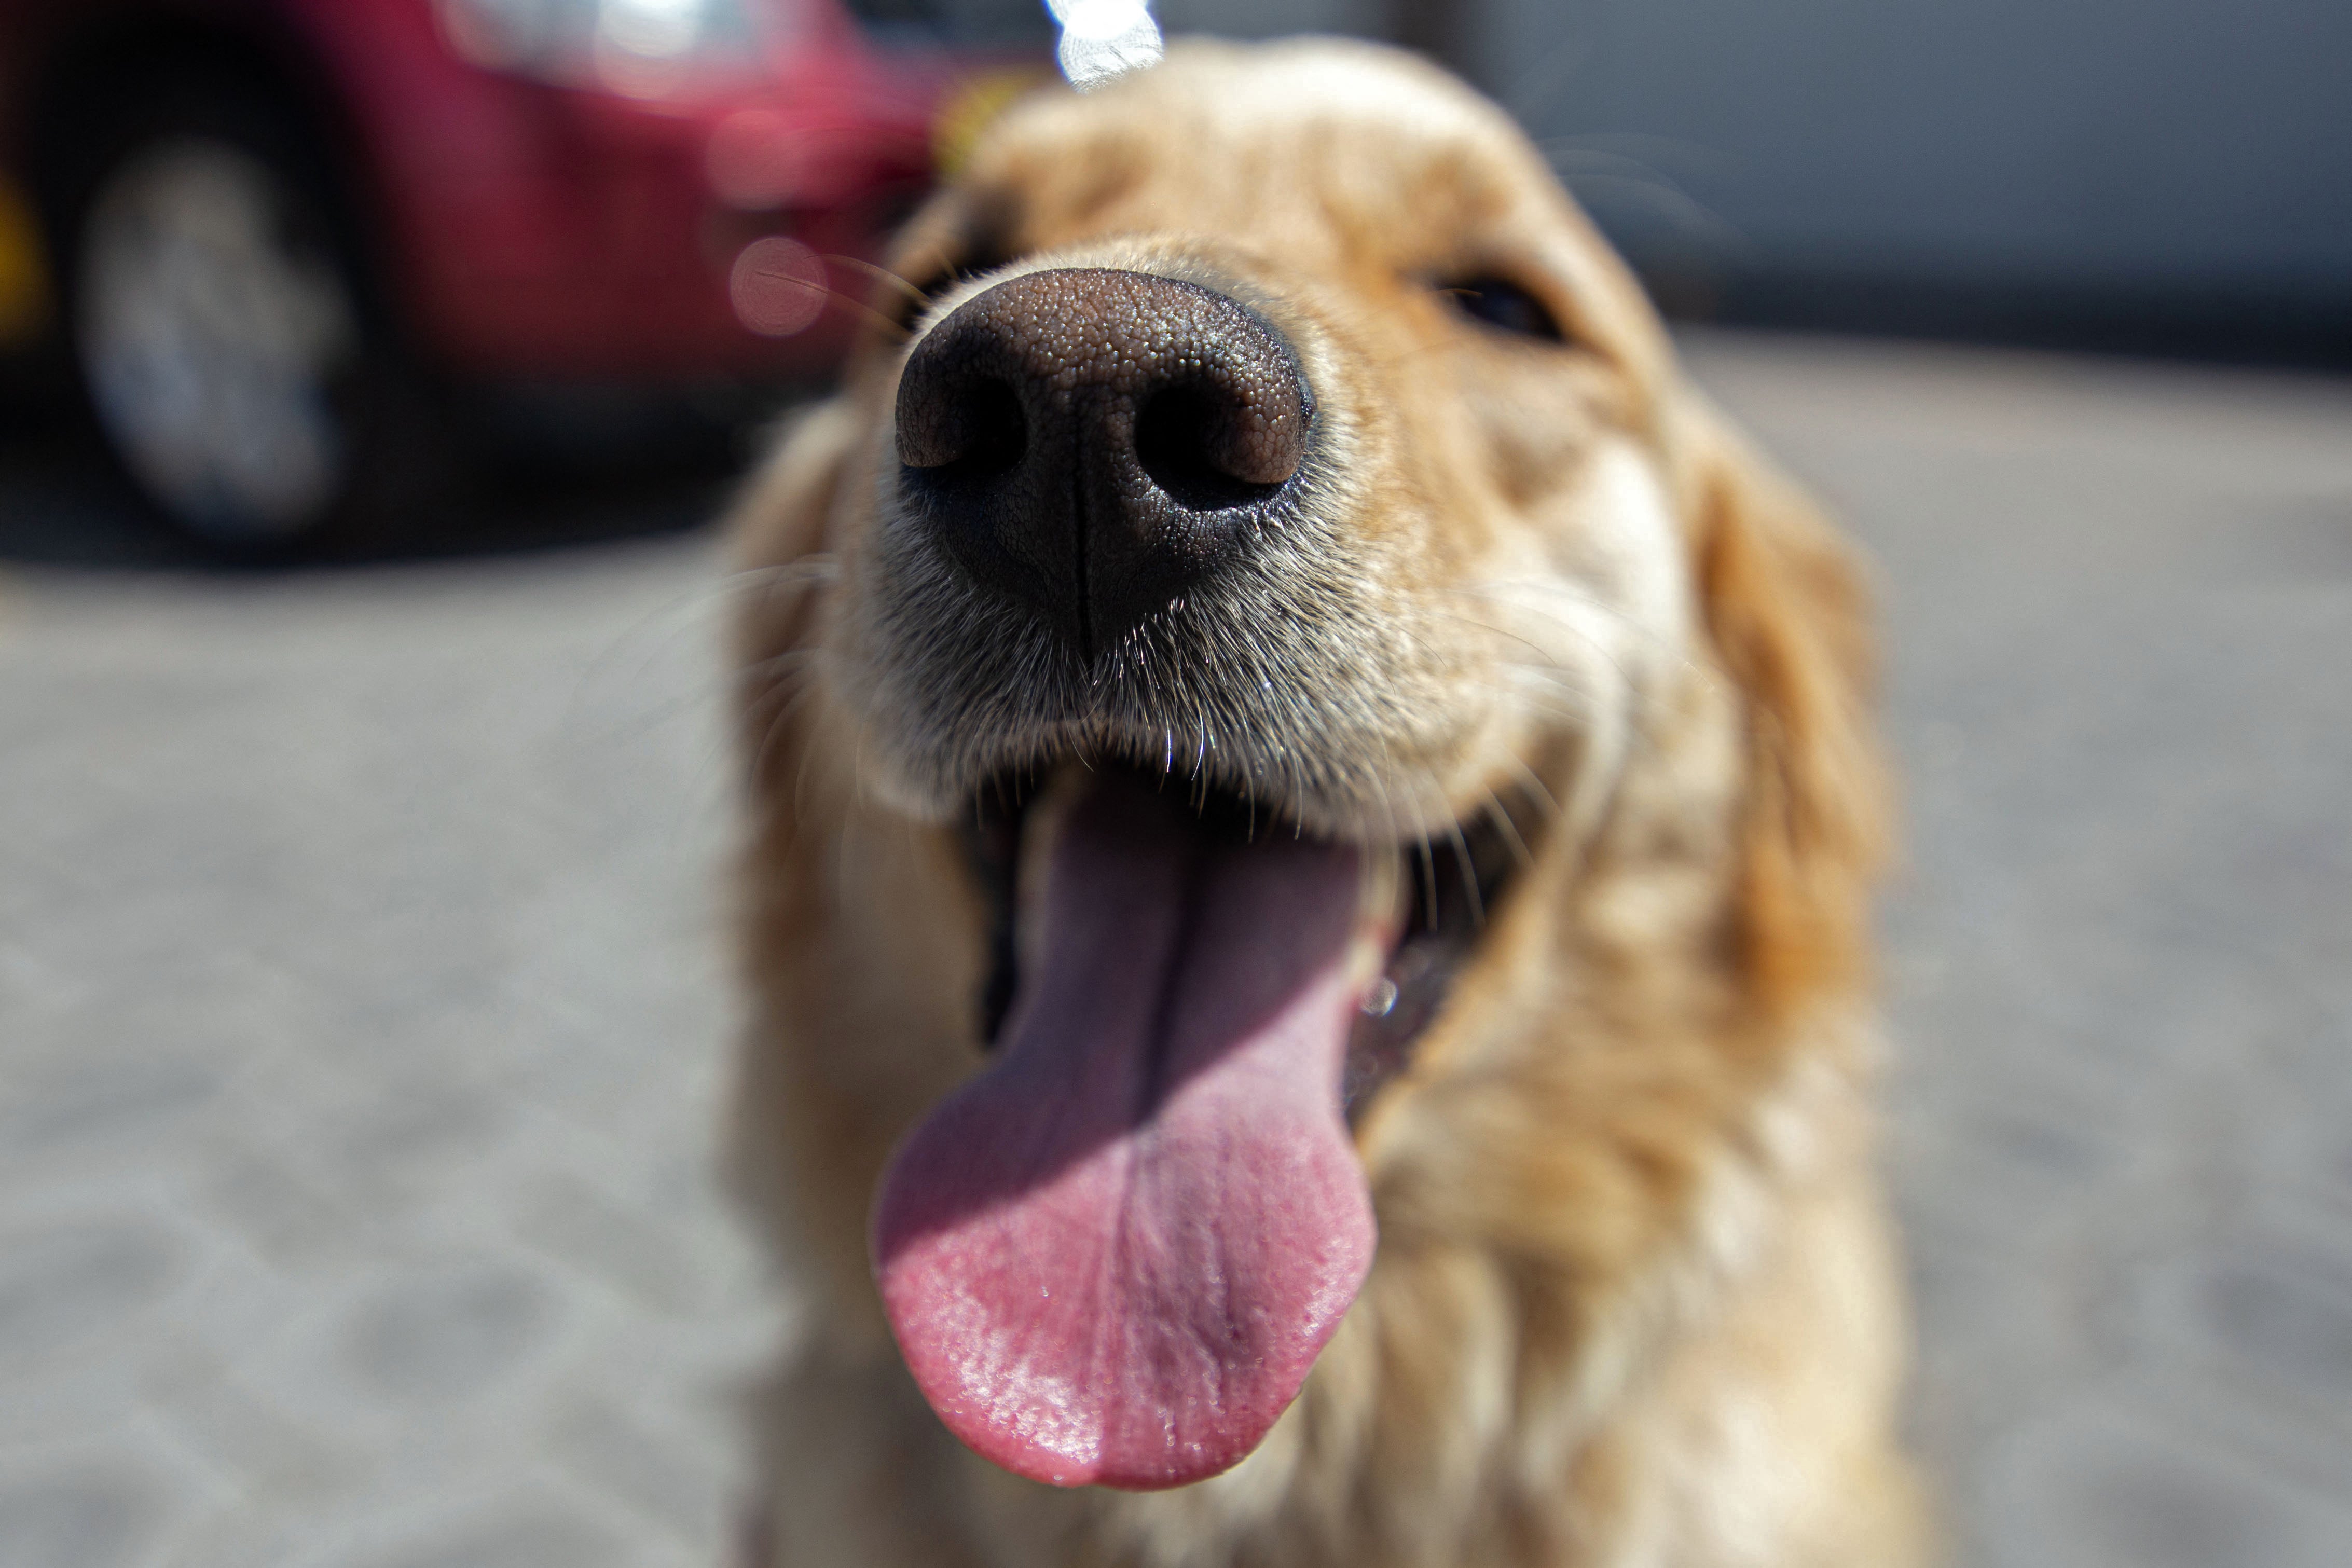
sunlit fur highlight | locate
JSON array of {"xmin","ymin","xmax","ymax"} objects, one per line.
[{"xmin": 725, "ymin": 38, "xmax": 1924, "ymax": 1568}]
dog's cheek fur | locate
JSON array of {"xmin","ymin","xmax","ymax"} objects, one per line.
[{"xmin": 726, "ymin": 398, "xmax": 991, "ymax": 1349}]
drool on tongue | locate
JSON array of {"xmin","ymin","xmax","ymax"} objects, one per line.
[{"xmin": 872, "ymin": 774, "xmax": 1380, "ymax": 1491}]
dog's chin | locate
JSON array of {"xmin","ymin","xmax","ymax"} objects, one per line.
[{"xmin": 864, "ymin": 751, "xmax": 1525, "ymax": 1493}]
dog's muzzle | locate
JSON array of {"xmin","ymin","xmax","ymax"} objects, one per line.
[{"xmin": 893, "ymin": 267, "xmax": 1316, "ymax": 663}]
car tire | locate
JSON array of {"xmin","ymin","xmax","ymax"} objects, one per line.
[{"xmin": 49, "ymin": 67, "xmax": 453, "ymax": 555}]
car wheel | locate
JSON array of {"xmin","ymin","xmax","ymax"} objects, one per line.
[{"xmin": 53, "ymin": 77, "xmax": 448, "ymax": 553}]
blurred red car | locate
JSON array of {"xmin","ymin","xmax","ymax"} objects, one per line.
[{"xmin": 0, "ymin": 0, "xmax": 1048, "ymax": 546}]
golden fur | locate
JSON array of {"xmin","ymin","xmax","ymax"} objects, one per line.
[{"xmin": 724, "ymin": 38, "xmax": 1923, "ymax": 1568}]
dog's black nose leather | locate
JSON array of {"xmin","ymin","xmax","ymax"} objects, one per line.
[{"xmin": 895, "ymin": 267, "xmax": 1313, "ymax": 661}]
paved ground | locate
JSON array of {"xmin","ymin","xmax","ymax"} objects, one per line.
[
  {"xmin": 1693, "ymin": 338, "xmax": 2352, "ymax": 1568},
  {"xmin": 3, "ymin": 332, "xmax": 2349, "ymax": 1567}
]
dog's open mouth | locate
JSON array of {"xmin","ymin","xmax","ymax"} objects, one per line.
[{"xmin": 872, "ymin": 763, "xmax": 1519, "ymax": 1492}]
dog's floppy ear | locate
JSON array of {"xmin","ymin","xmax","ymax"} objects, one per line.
[
  {"xmin": 727, "ymin": 400, "xmax": 863, "ymax": 783},
  {"xmin": 1686, "ymin": 406, "xmax": 1890, "ymax": 1016}
]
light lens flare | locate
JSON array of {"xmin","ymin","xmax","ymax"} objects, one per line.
[
  {"xmin": 729, "ymin": 236, "xmax": 828, "ymax": 337},
  {"xmin": 1050, "ymin": 0, "xmax": 1161, "ymax": 92}
]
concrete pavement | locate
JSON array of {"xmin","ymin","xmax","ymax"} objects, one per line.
[
  {"xmin": 4, "ymin": 333, "xmax": 2350, "ymax": 1566},
  {"xmin": 1691, "ymin": 335, "xmax": 2352, "ymax": 1568}
]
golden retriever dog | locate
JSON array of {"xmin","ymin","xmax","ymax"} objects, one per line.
[{"xmin": 723, "ymin": 37, "xmax": 1923, "ymax": 1568}]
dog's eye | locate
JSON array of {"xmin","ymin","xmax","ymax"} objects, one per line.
[{"xmin": 1441, "ymin": 277, "xmax": 1564, "ymax": 343}]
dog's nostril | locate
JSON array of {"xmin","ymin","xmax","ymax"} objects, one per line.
[
  {"xmin": 941, "ymin": 380, "xmax": 1026, "ymax": 481},
  {"xmin": 1134, "ymin": 383, "xmax": 1301, "ymax": 512},
  {"xmin": 900, "ymin": 375, "xmax": 1027, "ymax": 479}
]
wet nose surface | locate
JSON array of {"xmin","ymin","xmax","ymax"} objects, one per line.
[{"xmin": 895, "ymin": 267, "xmax": 1314, "ymax": 661}]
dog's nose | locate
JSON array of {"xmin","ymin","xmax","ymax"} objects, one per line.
[{"xmin": 895, "ymin": 267, "xmax": 1313, "ymax": 660}]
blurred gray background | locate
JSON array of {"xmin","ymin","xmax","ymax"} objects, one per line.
[{"xmin": 1169, "ymin": 0, "xmax": 2352, "ymax": 356}]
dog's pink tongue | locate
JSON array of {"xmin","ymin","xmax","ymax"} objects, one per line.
[{"xmin": 873, "ymin": 777, "xmax": 1376, "ymax": 1491}]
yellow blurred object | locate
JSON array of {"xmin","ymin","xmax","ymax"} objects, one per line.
[
  {"xmin": 0, "ymin": 175, "xmax": 51, "ymax": 344},
  {"xmin": 932, "ymin": 68, "xmax": 1053, "ymax": 180}
]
